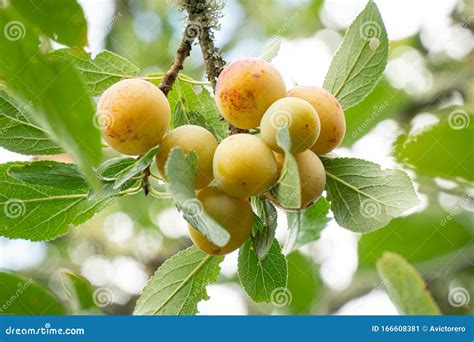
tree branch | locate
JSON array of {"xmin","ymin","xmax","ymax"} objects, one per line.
[
  {"xmin": 143, "ymin": 14, "xmax": 197, "ymax": 196},
  {"xmin": 182, "ymin": 0, "xmax": 247, "ymax": 134},
  {"xmin": 180, "ymin": 0, "xmax": 226, "ymax": 90},
  {"xmin": 158, "ymin": 24, "xmax": 194, "ymax": 96},
  {"xmin": 199, "ymin": 24, "xmax": 249, "ymax": 135},
  {"xmin": 198, "ymin": 26, "xmax": 226, "ymax": 90}
]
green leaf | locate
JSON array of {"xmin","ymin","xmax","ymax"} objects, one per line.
[
  {"xmin": 112, "ymin": 146, "xmax": 158, "ymax": 190},
  {"xmin": 269, "ymin": 127, "xmax": 301, "ymax": 209},
  {"xmin": 358, "ymin": 205, "xmax": 474, "ymax": 268},
  {"xmin": 164, "ymin": 75, "xmax": 228, "ymax": 141},
  {"xmin": 287, "ymin": 252, "xmax": 321, "ymax": 314},
  {"xmin": 0, "ymin": 161, "xmax": 134, "ymax": 241},
  {"xmin": 322, "ymin": 157, "xmax": 419, "ymax": 233},
  {"xmin": 91, "ymin": 157, "xmax": 140, "ymax": 200},
  {"xmin": 238, "ymin": 239, "xmax": 288, "ymax": 303},
  {"xmin": 259, "ymin": 38, "xmax": 281, "ymax": 62},
  {"xmin": 0, "ymin": 9, "xmax": 102, "ymax": 188},
  {"xmin": 95, "ymin": 157, "xmax": 135, "ymax": 181},
  {"xmin": 376, "ymin": 252, "xmax": 441, "ymax": 315},
  {"xmin": 0, "ymin": 88, "xmax": 62, "ymax": 155},
  {"xmin": 0, "ymin": 271, "xmax": 65, "ymax": 315},
  {"xmin": 252, "ymin": 214, "xmax": 265, "ymax": 234},
  {"xmin": 251, "ymin": 196, "xmax": 278, "ymax": 260},
  {"xmin": 323, "ymin": 0, "xmax": 389, "ymax": 110},
  {"xmin": 60, "ymin": 270, "xmax": 101, "ymax": 314},
  {"xmin": 285, "ymin": 197, "xmax": 330, "ymax": 254},
  {"xmin": 8, "ymin": 161, "xmax": 87, "ymax": 190},
  {"xmin": 165, "ymin": 148, "xmax": 230, "ymax": 247},
  {"xmin": 134, "ymin": 246, "xmax": 223, "ymax": 315},
  {"xmin": 343, "ymin": 79, "xmax": 410, "ymax": 146},
  {"xmin": 11, "ymin": 0, "xmax": 87, "ymax": 47},
  {"xmin": 395, "ymin": 106, "xmax": 474, "ymax": 182},
  {"xmin": 50, "ymin": 48, "xmax": 140, "ymax": 96}
]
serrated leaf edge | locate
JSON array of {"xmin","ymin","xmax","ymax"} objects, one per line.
[{"xmin": 134, "ymin": 246, "xmax": 223, "ymax": 315}]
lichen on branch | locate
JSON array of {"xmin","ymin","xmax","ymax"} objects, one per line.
[
  {"xmin": 160, "ymin": 0, "xmax": 225, "ymax": 95},
  {"xmin": 179, "ymin": 0, "xmax": 226, "ymax": 90},
  {"xmin": 179, "ymin": 0, "xmax": 247, "ymax": 134}
]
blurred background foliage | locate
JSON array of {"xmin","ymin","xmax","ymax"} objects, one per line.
[{"xmin": 0, "ymin": 0, "xmax": 472, "ymax": 315}]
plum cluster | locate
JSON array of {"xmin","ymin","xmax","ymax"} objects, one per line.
[{"xmin": 96, "ymin": 57, "xmax": 345, "ymax": 255}]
